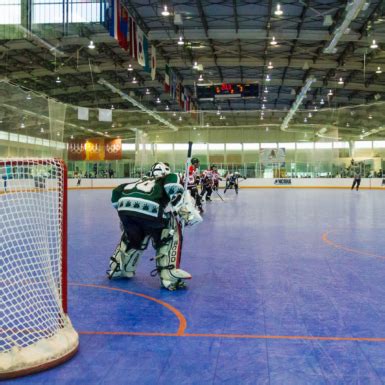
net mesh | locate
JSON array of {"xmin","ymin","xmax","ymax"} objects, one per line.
[{"xmin": 0, "ymin": 158, "xmax": 78, "ymax": 378}]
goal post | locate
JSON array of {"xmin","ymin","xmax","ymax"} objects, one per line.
[{"xmin": 0, "ymin": 158, "xmax": 79, "ymax": 379}]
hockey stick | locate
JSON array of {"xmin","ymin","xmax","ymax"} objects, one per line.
[
  {"xmin": 214, "ymin": 189, "xmax": 225, "ymax": 201},
  {"xmin": 183, "ymin": 141, "xmax": 193, "ymax": 192}
]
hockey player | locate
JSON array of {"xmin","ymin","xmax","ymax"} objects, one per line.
[
  {"xmin": 224, "ymin": 171, "xmax": 245, "ymax": 194},
  {"xmin": 107, "ymin": 162, "xmax": 201, "ymax": 291},
  {"xmin": 187, "ymin": 157, "xmax": 203, "ymax": 212},
  {"xmin": 200, "ymin": 165, "xmax": 215, "ymax": 201},
  {"xmin": 211, "ymin": 165, "xmax": 222, "ymax": 191}
]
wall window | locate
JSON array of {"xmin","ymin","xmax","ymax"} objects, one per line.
[
  {"xmin": 315, "ymin": 142, "xmax": 332, "ymax": 149},
  {"xmin": 0, "ymin": 0, "xmax": 21, "ymax": 25},
  {"xmin": 243, "ymin": 143, "xmax": 259, "ymax": 150},
  {"xmin": 279, "ymin": 142, "xmax": 295, "ymax": 149},
  {"xmin": 333, "ymin": 142, "xmax": 349, "ymax": 149},
  {"xmin": 296, "ymin": 142, "xmax": 314, "ymax": 149},
  {"xmin": 354, "ymin": 141, "xmax": 372, "ymax": 149},
  {"xmin": 226, "ymin": 143, "xmax": 242, "ymax": 150}
]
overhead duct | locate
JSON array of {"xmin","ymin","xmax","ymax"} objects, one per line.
[
  {"xmin": 98, "ymin": 78, "xmax": 178, "ymax": 132},
  {"xmin": 280, "ymin": 77, "xmax": 316, "ymax": 131},
  {"xmin": 324, "ymin": 0, "xmax": 368, "ymax": 54}
]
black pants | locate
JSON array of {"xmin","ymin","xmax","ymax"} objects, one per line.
[
  {"xmin": 118, "ymin": 214, "xmax": 165, "ymax": 249},
  {"xmin": 224, "ymin": 181, "xmax": 238, "ymax": 194},
  {"xmin": 189, "ymin": 186, "xmax": 203, "ymax": 209},
  {"xmin": 351, "ymin": 178, "xmax": 361, "ymax": 190},
  {"xmin": 200, "ymin": 185, "xmax": 213, "ymax": 200}
]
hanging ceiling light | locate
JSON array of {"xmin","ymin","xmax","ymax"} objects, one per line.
[
  {"xmin": 193, "ymin": 61, "xmax": 199, "ymax": 69},
  {"xmin": 88, "ymin": 40, "xmax": 95, "ymax": 49},
  {"xmin": 370, "ymin": 39, "xmax": 378, "ymax": 49},
  {"xmin": 368, "ymin": 114, "xmax": 373, "ymax": 119},
  {"xmin": 266, "ymin": 74, "xmax": 271, "ymax": 82},
  {"xmin": 270, "ymin": 36, "xmax": 277, "ymax": 46},
  {"xmin": 55, "ymin": 76, "xmax": 61, "ymax": 84},
  {"xmin": 198, "ymin": 74, "xmax": 204, "ymax": 82},
  {"xmin": 338, "ymin": 77, "xmax": 344, "ymax": 85},
  {"xmin": 165, "ymin": 105, "xmax": 170, "ymax": 111},
  {"xmin": 328, "ymin": 89, "xmax": 333, "ymax": 96},
  {"xmin": 26, "ymin": 93, "xmax": 31, "ymax": 100},
  {"xmin": 132, "ymin": 77, "xmax": 137, "ymax": 84},
  {"xmin": 156, "ymin": 97, "xmax": 161, "ymax": 104},
  {"xmin": 127, "ymin": 64, "xmax": 133, "ymax": 71},
  {"xmin": 264, "ymin": 87, "xmax": 269, "ymax": 93},
  {"xmin": 267, "ymin": 61, "xmax": 274, "ymax": 69},
  {"xmin": 161, "ymin": 5, "xmax": 170, "ymax": 16},
  {"xmin": 274, "ymin": 3, "xmax": 283, "ymax": 16},
  {"xmin": 20, "ymin": 122, "xmax": 25, "ymax": 128},
  {"xmin": 262, "ymin": 104, "xmax": 266, "ymax": 109},
  {"xmin": 320, "ymin": 98, "xmax": 325, "ymax": 105},
  {"xmin": 145, "ymin": 88, "xmax": 151, "ymax": 95},
  {"xmin": 376, "ymin": 66, "xmax": 382, "ymax": 74},
  {"xmin": 308, "ymin": 112, "xmax": 312, "ymax": 118},
  {"xmin": 111, "ymin": 104, "xmax": 115, "ymax": 110},
  {"xmin": 177, "ymin": 36, "xmax": 184, "ymax": 45},
  {"xmin": 40, "ymin": 127, "xmax": 44, "ymax": 133},
  {"xmin": 304, "ymin": 117, "xmax": 308, "ymax": 123}
]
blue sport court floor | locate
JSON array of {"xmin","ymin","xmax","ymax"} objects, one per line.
[{"xmin": 6, "ymin": 188, "xmax": 385, "ymax": 384}]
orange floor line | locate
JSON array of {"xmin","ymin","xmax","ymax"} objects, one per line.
[
  {"xmin": 322, "ymin": 231, "xmax": 385, "ymax": 259},
  {"xmin": 70, "ymin": 283, "xmax": 187, "ymax": 335}
]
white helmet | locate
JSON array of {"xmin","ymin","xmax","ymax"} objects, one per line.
[{"xmin": 150, "ymin": 162, "xmax": 171, "ymax": 178}]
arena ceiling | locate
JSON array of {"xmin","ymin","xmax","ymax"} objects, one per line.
[{"xmin": 1, "ymin": 0, "xmax": 385, "ymax": 141}]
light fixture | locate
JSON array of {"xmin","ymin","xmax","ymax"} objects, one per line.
[
  {"xmin": 165, "ymin": 105, "xmax": 170, "ymax": 111},
  {"xmin": 177, "ymin": 36, "xmax": 184, "ymax": 45},
  {"xmin": 370, "ymin": 39, "xmax": 378, "ymax": 49},
  {"xmin": 70, "ymin": 134, "xmax": 74, "ymax": 139},
  {"xmin": 313, "ymin": 106, "xmax": 318, "ymax": 111},
  {"xmin": 274, "ymin": 3, "xmax": 283, "ymax": 16},
  {"xmin": 156, "ymin": 97, "xmax": 161, "ymax": 103},
  {"xmin": 261, "ymin": 111, "xmax": 265, "ymax": 116},
  {"xmin": 173, "ymin": 112, "xmax": 176, "ymax": 117},
  {"xmin": 145, "ymin": 88, "xmax": 150, "ymax": 95},
  {"xmin": 368, "ymin": 114, "xmax": 373, "ymax": 119},
  {"xmin": 216, "ymin": 110, "xmax": 221, "ymax": 115},
  {"xmin": 346, "ymin": 122, "xmax": 350, "ymax": 127},
  {"xmin": 193, "ymin": 126, "xmax": 197, "ymax": 130},
  {"xmin": 270, "ymin": 36, "xmax": 277, "ymax": 46},
  {"xmin": 127, "ymin": 64, "xmax": 133, "ymax": 71},
  {"xmin": 263, "ymin": 96, "xmax": 267, "ymax": 102},
  {"xmin": 362, "ymin": 128, "xmax": 366, "ymax": 133},
  {"xmin": 20, "ymin": 122, "xmax": 25, "ymax": 128},
  {"xmin": 338, "ymin": 77, "xmax": 344, "ymax": 85},
  {"xmin": 260, "ymin": 116, "xmax": 264, "ymax": 120},
  {"xmin": 26, "ymin": 94, "xmax": 31, "ymax": 100},
  {"xmin": 360, "ymin": 135, "xmax": 364, "ymax": 139},
  {"xmin": 328, "ymin": 89, "xmax": 333, "ymax": 96},
  {"xmin": 376, "ymin": 66, "xmax": 382, "ymax": 74},
  {"xmin": 266, "ymin": 74, "xmax": 271, "ymax": 82},
  {"xmin": 262, "ymin": 104, "xmax": 266, "ymax": 109},
  {"xmin": 88, "ymin": 40, "xmax": 95, "ymax": 49},
  {"xmin": 193, "ymin": 61, "xmax": 199, "ymax": 69},
  {"xmin": 265, "ymin": 127, "xmax": 269, "ymax": 132},
  {"xmin": 111, "ymin": 104, "xmax": 115, "ymax": 110},
  {"xmin": 57, "ymin": 132, "xmax": 60, "ymax": 136},
  {"xmin": 55, "ymin": 76, "xmax": 61, "ymax": 84},
  {"xmin": 304, "ymin": 117, "xmax": 308, "ymax": 123},
  {"xmin": 161, "ymin": 5, "xmax": 170, "ymax": 16},
  {"xmin": 308, "ymin": 112, "xmax": 312, "ymax": 118},
  {"xmin": 264, "ymin": 87, "xmax": 269, "ymax": 93},
  {"xmin": 324, "ymin": 0, "xmax": 369, "ymax": 54},
  {"xmin": 320, "ymin": 98, "xmax": 325, "ymax": 105},
  {"xmin": 198, "ymin": 74, "xmax": 204, "ymax": 81},
  {"xmin": 206, "ymin": 123, "xmax": 210, "ymax": 127},
  {"xmin": 40, "ymin": 127, "xmax": 44, "ymax": 133},
  {"xmin": 267, "ymin": 61, "xmax": 274, "ymax": 69},
  {"xmin": 105, "ymin": 131, "xmax": 108, "ymax": 134},
  {"xmin": 178, "ymin": 116, "xmax": 182, "ymax": 121},
  {"xmin": 132, "ymin": 77, "xmax": 137, "ymax": 84}
]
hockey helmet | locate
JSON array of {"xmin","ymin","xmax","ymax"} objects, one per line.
[
  {"xmin": 150, "ymin": 162, "xmax": 171, "ymax": 178},
  {"xmin": 191, "ymin": 157, "xmax": 200, "ymax": 165},
  {"xmin": 210, "ymin": 164, "xmax": 217, "ymax": 170}
]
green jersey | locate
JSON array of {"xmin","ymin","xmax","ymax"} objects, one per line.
[{"xmin": 111, "ymin": 173, "xmax": 184, "ymax": 221}]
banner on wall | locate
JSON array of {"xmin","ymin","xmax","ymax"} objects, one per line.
[
  {"xmin": 68, "ymin": 141, "xmax": 86, "ymax": 160},
  {"xmin": 104, "ymin": 139, "xmax": 122, "ymax": 160},
  {"xmin": 68, "ymin": 139, "xmax": 122, "ymax": 161},
  {"xmin": 260, "ymin": 148, "xmax": 286, "ymax": 166}
]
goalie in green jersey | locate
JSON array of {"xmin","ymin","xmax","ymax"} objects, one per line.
[{"xmin": 107, "ymin": 162, "xmax": 202, "ymax": 291}]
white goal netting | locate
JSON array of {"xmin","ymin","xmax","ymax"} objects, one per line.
[{"xmin": 0, "ymin": 159, "xmax": 78, "ymax": 379}]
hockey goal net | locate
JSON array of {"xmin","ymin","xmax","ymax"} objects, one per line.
[{"xmin": 0, "ymin": 158, "xmax": 78, "ymax": 379}]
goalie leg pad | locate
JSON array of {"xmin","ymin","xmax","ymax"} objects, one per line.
[
  {"xmin": 154, "ymin": 219, "xmax": 191, "ymax": 290},
  {"xmin": 107, "ymin": 233, "xmax": 150, "ymax": 279}
]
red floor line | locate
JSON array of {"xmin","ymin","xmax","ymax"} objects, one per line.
[
  {"xmin": 322, "ymin": 231, "xmax": 385, "ymax": 259},
  {"xmin": 77, "ymin": 330, "xmax": 385, "ymax": 342}
]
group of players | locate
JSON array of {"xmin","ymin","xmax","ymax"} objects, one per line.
[{"xmin": 106, "ymin": 159, "xmax": 244, "ymax": 291}]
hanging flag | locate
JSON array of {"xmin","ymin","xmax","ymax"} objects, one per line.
[
  {"xmin": 171, "ymin": 70, "xmax": 177, "ymax": 99},
  {"xmin": 143, "ymin": 35, "xmax": 150, "ymax": 72},
  {"xmin": 118, "ymin": 4, "xmax": 129, "ymax": 50},
  {"xmin": 129, "ymin": 16, "xmax": 137, "ymax": 59},
  {"xmin": 136, "ymin": 25, "xmax": 146, "ymax": 66},
  {"xmin": 151, "ymin": 45, "xmax": 157, "ymax": 80},
  {"xmin": 164, "ymin": 64, "xmax": 170, "ymax": 92},
  {"xmin": 99, "ymin": 108, "xmax": 112, "ymax": 122},
  {"xmin": 78, "ymin": 107, "xmax": 89, "ymax": 121}
]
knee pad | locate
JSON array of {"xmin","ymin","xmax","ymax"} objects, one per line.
[
  {"xmin": 107, "ymin": 233, "xmax": 150, "ymax": 279},
  {"xmin": 154, "ymin": 219, "xmax": 191, "ymax": 290}
]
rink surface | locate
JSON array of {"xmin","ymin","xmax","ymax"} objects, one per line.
[{"xmin": 7, "ymin": 188, "xmax": 385, "ymax": 385}]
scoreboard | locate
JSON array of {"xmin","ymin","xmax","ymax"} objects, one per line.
[{"xmin": 196, "ymin": 83, "xmax": 259, "ymax": 100}]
